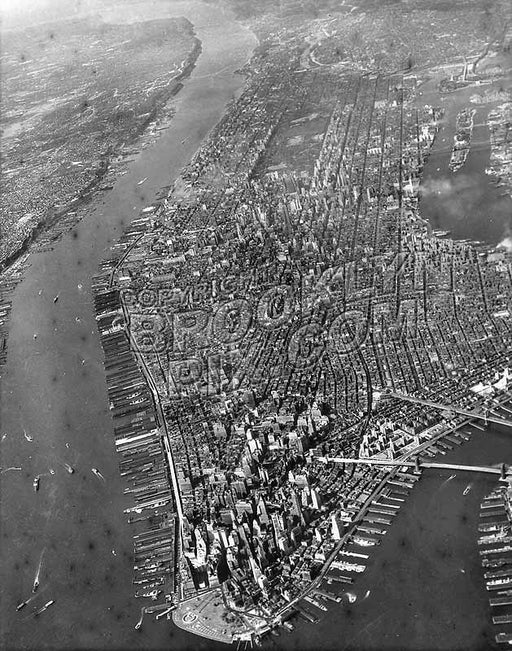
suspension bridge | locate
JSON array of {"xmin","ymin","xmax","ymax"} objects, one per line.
[{"xmin": 317, "ymin": 456, "xmax": 511, "ymax": 479}]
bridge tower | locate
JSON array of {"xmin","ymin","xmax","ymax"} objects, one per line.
[
  {"xmin": 500, "ymin": 463, "xmax": 508, "ymax": 482},
  {"xmin": 414, "ymin": 456, "xmax": 421, "ymax": 475}
]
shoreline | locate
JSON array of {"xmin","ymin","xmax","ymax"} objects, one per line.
[
  {"xmin": 0, "ymin": 5, "xmax": 257, "ymax": 647},
  {"xmin": 0, "ymin": 30, "xmax": 202, "ymax": 379},
  {"xmin": 0, "ymin": 33, "xmax": 202, "ymax": 276}
]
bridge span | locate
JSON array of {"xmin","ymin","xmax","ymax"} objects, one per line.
[
  {"xmin": 317, "ymin": 456, "xmax": 510, "ymax": 477},
  {"xmin": 384, "ymin": 391, "xmax": 512, "ymax": 430}
]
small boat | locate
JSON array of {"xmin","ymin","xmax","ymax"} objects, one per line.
[
  {"xmin": 34, "ymin": 600, "xmax": 54, "ymax": 616},
  {"xmin": 135, "ymin": 608, "xmax": 144, "ymax": 630},
  {"xmin": 137, "ymin": 177, "xmax": 147, "ymax": 185},
  {"xmin": 16, "ymin": 601, "xmax": 27, "ymax": 611},
  {"xmin": 53, "ymin": 295, "xmax": 59, "ymax": 303},
  {"xmin": 23, "ymin": 430, "xmax": 33, "ymax": 442},
  {"xmin": 91, "ymin": 468, "xmax": 105, "ymax": 481},
  {"xmin": 463, "ymin": 484, "xmax": 472, "ymax": 496},
  {"xmin": 33, "ymin": 549, "xmax": 44, "ymax": 592},
  {"xmin": 64, "ymin": 463, "xmax": 74, "ymax": 474},
  {"xmin": 33, "ymin": 476, "xmax": 40, "ymax": 492}
]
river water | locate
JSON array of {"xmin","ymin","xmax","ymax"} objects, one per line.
[
  {"xmin": 418, "ymin": 55, "xmax": 512, "ymax": 245},
  {"xmin": 266, "ymin": 427, "xmax": 508, "ymax": 651},
  {"xmin": 0, "ymin": 3, "xmax": 256, "ymax": 649}
]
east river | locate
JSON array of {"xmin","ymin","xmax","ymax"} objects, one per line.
[{"xmin": 1, "ymin": 7, "xmax": 512, "ymax": 649}]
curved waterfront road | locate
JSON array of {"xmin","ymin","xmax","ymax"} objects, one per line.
[{"xmin": 0, "ymin": 3, "xmax": 256, "ymax": 649}]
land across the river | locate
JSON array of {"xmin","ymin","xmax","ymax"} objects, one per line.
[{"xmin": 1, "ymin": 4, "xmax": 512, "ymax": 650}]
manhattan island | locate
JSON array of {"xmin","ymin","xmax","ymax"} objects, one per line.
[{"xmin": 91, "ymin": 3, "xmax": 512, "ymax": 646}]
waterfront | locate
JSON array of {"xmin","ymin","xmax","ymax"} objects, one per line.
[
  {"xmin": 264, "ymin": 427, "xmax": 508, "ymax": 650},
  {"xmin": 418, "ymin": 58, "xmax": 512, "ymax": 246},
  {"xmin": 0, "ymin": 2, "xmax": 256, "ymax": 649}
]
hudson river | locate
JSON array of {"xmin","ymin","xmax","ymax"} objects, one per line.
[{"xmin": 0, "ymin": 2, "xmax": 256, "ymax": 649}]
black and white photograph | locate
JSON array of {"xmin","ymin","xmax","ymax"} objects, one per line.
[{"xmin": 2, "ymin": 0, "xmax": 512, "ymax": 649}]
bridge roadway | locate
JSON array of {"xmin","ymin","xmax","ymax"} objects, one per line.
[
  {"xmin": 317, "ymin": 456, "xmax": 509, "ymax": 476},
  {"xmin": 385, "ymin": 390, "xmax": 512, "ymax": 430}
]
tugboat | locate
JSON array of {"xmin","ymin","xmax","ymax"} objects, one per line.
[
  {"xmin": 34, "ymin": 600, "xmax": 54, "ymax": 616},
  {"xmin": 33, "ymin": 475, "xmax": 40, "ymax": 492},
  {"xmin": 33, "ymin": 550, "xmax": 44, "ymax": 592},
  {"xmin": 91, "ymin": 468, "xmax": 105, "ymax": 481}
]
